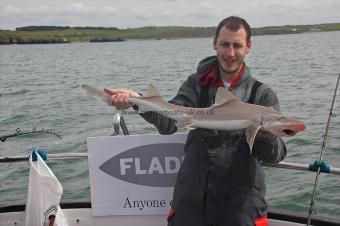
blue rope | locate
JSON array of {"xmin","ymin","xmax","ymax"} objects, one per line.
[
  {"xmin": 308, "ymin": 160, "xmax": 330, "ymax": 173},
  {"xmin": 31, "ymin": 148, "xmax": 48, "ymax": 161}
]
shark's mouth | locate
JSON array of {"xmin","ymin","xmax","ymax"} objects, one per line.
[
  {"xmin": 281, "ymin": 123, "xmax": 306, "ymax": 136},
  {"xmin": 282, "ymin": 129, "xmax": 297, "ymax": 136}
]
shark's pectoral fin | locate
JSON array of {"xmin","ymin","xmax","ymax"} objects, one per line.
[
  {"xmin": 185, "ymin": 124, "xmax": 196, "ymax": 130},
  {"xmin": 245, "ymin": 125, "xmax": 263, "ymax": 154},
  {"xmin": 175, "ymin": 117, "xmax": 193, "ymax": 129}
]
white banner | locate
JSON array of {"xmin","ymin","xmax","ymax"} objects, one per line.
[
  {"xmin": 24, "ymin": 150, "xmax": 69, "ymax": 226},
  {"xmin": 87, "ymin": 133, "xmax": 187, "ymax": 216}
]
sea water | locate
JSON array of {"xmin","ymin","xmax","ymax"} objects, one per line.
[{"xmin": 0, "ymin": 31, "xmax": 339, "ymax": 218}]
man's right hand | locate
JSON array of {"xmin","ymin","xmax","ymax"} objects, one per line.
[{"xmin": 104, "ymin": 88, "xmax": 140, "ymax": 110}]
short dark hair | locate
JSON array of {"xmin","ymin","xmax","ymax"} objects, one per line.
[{"xmin": 214, "ymin": 16, "xmax": 251, "ymax": 43}]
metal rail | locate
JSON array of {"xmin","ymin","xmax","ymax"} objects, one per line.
[
  {"xmin": 0, "ymin": 153, "xmax": 88, "ymax": 162},
  {"xmin": 1, "ymin": 153, "xmax": 339, "ymax": 176},
  {"xmin": 112, "ymin": 112, "xmax": 129, "ymax": 136},
  {"xmin": 261, "ymin": 162, "xmax": 340, "ymax": 176},
  {"xmin": 1, "ymin": 113, "xmax": 340, "ymax": 174}
]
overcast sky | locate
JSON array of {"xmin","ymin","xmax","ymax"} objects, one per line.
[{"xmin": 1, "ymin": 0, "xmax": 339, "ymax": 30}]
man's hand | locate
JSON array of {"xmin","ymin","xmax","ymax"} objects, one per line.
[{"xmin": 104, "ymin": 88, "xmax": 140, "ymax": 110}]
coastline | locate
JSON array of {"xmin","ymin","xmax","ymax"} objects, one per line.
[{"xmin": 0, "ymin": 22, "xmax": 339, "ymax": 45}]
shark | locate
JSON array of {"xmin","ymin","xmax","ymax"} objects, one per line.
[{"xmin": 82, "ymin": 84, "xmax": 306, "ymax": 151}]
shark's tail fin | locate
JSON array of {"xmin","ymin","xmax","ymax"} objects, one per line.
[{"xmin": 81, "ymin": 85, "xmax": 108, "ymax": 103}]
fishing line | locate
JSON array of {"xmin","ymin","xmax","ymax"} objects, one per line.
[
  {"xmin": 0, "ymin": 127, "xmax": 63, "ymax": 142},
  {"xmin": 306, "ymin": 73, "xmax": 340, "ymax": 226}
]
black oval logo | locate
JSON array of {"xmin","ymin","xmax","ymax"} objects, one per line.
[{"xmin": 99, "ymin": 143, "xmax": 185, "ymax": 187}]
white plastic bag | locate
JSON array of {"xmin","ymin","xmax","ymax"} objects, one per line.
[{"xmin": 24, "ymin": 150, "xmax": 69, "ymax": 226}]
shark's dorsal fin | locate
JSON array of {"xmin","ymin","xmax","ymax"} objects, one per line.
[
  {"xmin": 147, "ymin": 84, "xmax": 161, "ymax": 97},
  {"xmin": 215, "ymin": 87, "xmax": 238, "ymax": 105}
]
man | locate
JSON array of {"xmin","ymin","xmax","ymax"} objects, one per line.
[{"xmin": 105, "ymin": 16, "xmax": 286, "ymax": 226}]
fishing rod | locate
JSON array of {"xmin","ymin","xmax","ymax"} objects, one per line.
[
  {"xmin": 306, "ymin": 73, "xmax": 340, "ymax": 226},
  {"xmin": 0, "ymin": 127, "xmax": 62, "ymax": 142}
]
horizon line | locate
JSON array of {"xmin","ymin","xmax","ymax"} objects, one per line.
[{"xmin": 1, "ymin": 21, "xmax": 340, "ymax": 31}]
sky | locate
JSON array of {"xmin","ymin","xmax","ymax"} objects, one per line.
[{"xmin": 1, "ymin": 0, "xmax": 339, "ymax": 30}]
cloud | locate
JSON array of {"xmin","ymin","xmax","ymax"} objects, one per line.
[{"xmin": 0, "ymin": 0, "xmax": 339, "ymax": 30}]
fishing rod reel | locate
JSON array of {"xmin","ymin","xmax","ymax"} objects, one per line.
[{"xmin": 0, "ymin": 127, "xmax": 63, "ymax": 142}]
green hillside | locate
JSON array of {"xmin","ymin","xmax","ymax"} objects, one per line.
[{"xmin": 0, "ymin": 23, "xmax": 339, "ymax": 45}]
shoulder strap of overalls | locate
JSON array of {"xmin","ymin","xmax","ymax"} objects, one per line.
[
  {"xmin": 198, "ymin": 83, "xmax": 211, "ymax": 108},
  {"xmin": 248, "ymin": 80, "xmax": 263, "ymax": 104}
]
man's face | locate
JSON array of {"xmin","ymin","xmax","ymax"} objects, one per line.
[{"xmin": 213, "ymin": 26, "xmax": 252, "ymax": 77}]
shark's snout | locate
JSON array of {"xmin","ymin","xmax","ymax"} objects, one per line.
[{"xmin": 294, "ymin": 122, "xmax": 306, "ymax": 131}]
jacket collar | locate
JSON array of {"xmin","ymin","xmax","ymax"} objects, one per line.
[{"xmin": 198, "ymin": 56, "xmax": 248, "ymax": 89}]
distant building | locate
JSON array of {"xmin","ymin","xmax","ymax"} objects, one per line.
[{"xmin": 310, "ymin": 26, "xmax": 321, "ymax": 32}]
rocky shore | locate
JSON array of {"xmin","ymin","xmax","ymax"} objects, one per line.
[
  {"xmin": 0, "ymin": 38, "xmax": 70, "ymax": 45},
  {"xmin": 0, "ymin": 37, "xmax": 126, "ymax": 45}
]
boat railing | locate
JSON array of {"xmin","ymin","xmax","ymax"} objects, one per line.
[
  {"xmin": 0, "ymin": 113, "xmax": 340, "ymax": 176},
  {"xmin": 1, "ymin": 153, "xmax": 339, "ymax": 175},
  {"xmin": 112, "ymin": 112, "xmax": 129, "ymax": 136}
]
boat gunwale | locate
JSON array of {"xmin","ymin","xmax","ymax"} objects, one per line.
[{"xmin": 1, "ymin": 202, "xmax": 340, "ymax": 226}]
